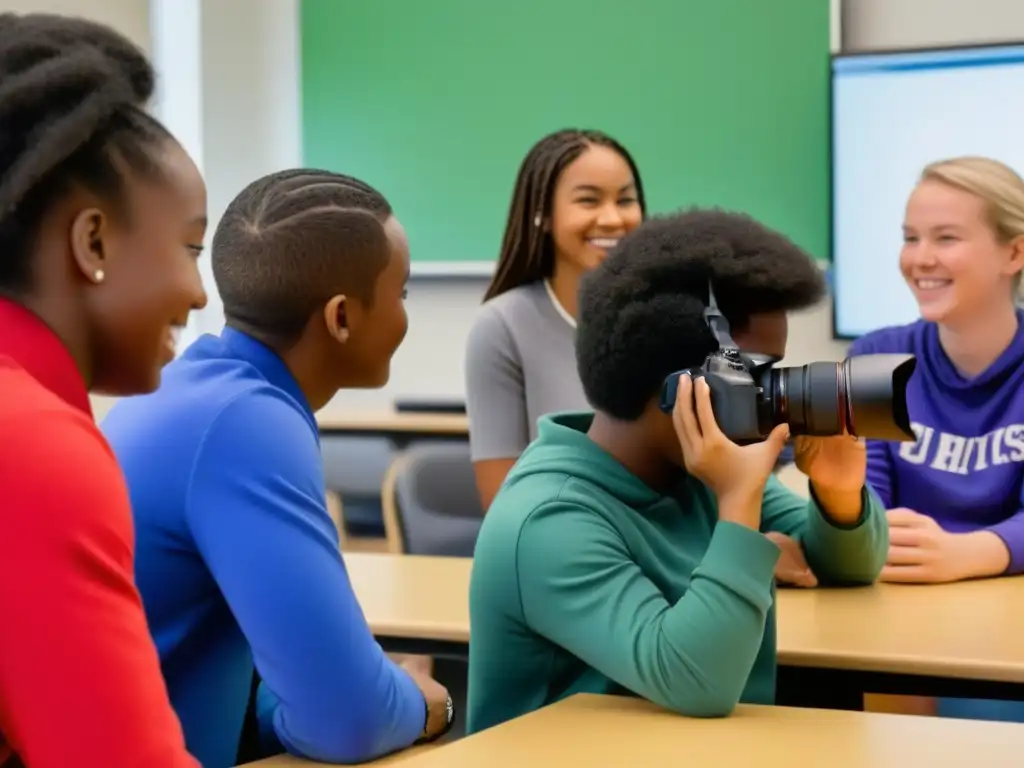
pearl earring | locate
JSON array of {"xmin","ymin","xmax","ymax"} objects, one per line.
[
  {"xmin": 93, "ymin": 269, "xmax": 105, "ymax": 283},
  {"xmin": 534, "ymin": 214, "xmax": 542, "ymax": 228}
]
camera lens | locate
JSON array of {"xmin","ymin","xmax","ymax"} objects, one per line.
[
  {"xmin": 763, "ymin": 354, "xmax": 916, "ymax": 441},
  {"xmin": 765, "ymin": 362, "xmax": 844, "ymax": 436}
]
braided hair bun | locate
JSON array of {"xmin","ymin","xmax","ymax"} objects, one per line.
[{"xmin": 0, "ymin": 13, "xmax": 170, "ymax": 290}]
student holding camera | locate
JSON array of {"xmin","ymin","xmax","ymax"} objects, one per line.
[{"xmin": 466, "ymin": 209, "xmax": 890, "ymax": 734}]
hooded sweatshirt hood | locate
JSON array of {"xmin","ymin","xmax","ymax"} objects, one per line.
[{"xmin": 505, "ymin": 411, "xmax": 673, "ymax": 512}]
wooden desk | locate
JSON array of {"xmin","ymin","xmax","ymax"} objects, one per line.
[
  {"xmin": 345, "ymin": 553, "xmax": 471, "ymax": 653},
  {"xmin": 345, "ymin": 553, "xmax": 1024, "ymax": 700},
  {"xmin": 373, "ymin": 693, "xmax": 1024, "ymax": 767},
  {"xmin": 777, "ymin": 577, "xmax": 1024, "ymax": 704},
  {"xmin": 240, "ymin": 744, "xmax": 436, "ymax": 767},
  {"xmin": 317, "ymin": 409, "xmax": 468, "ymax": 441},
  {"xmin": 779, "ymin": 577, "xmax": 1024, "ymax": 682}
]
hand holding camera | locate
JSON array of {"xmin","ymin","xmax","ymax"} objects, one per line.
[
  {"xmin": 660, "ymin": 283, "xmax": 917, "ymax": 445},
  {"xmin": 793, "ymin": 434, "xmax": 869, "ymax": 526},
  {"xmin": 793, "ymin": 434, "xmax": 867, "ymax": 493},
  {"xmin": 663, "ymin": 281, "xmax": 914, "ymax": 531},
  {"xmin": 672, "ymin": 373, "xmax": 789, "ymax": 530}
]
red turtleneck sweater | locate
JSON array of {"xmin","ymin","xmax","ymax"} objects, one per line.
[{"xmin": 0, "ymin": 299, "xmax": 197, "ymax": 767}]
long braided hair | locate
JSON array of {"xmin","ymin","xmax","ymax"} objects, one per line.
[{"xmin": 483, "ymin": 128, "xmax": 646, "ymax": 303}]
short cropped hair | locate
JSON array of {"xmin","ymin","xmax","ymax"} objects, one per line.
[
  {"xmin": 212, "ymin": 169, "xmax": 393, "ymax": 341},
  {"xmin": 576, "ymin": 208, "xmax": 827, "ymax": 420}
]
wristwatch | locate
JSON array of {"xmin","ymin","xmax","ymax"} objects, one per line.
[{"xmin": 417, "ymin": 693, "xmax": 455, "ymax": 743}]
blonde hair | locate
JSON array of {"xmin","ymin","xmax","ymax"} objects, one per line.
[{"xmin": 919, "ymin": 156, "xmax": 1024, "ymax": 293}]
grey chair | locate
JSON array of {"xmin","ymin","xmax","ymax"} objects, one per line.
[
  {"xmin": 320, "ymin": 436, "xmax": 397, "ymax": 544},
  {"xmin": 381, "ymin": 442, "xmax": 483, "ymax": 557}
]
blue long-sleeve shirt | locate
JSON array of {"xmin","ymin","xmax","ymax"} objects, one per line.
[{"xmin": 101, "ymin": 327, "xmax": 425, "ymax": 768}]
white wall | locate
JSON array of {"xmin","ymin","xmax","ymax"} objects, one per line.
[
  {"xmin": 198, "ymin": 0, "xmax": 303, "ymax": 341},
  {"xmin": 10, "ymin": 0, "xmax": 1024, "ymax": 418},
  {"xmin": 0, "ymin": 0, "xmax": 148, "ymax": 48}
]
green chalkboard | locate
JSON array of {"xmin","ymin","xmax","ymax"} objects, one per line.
[{"xmin": 301, "ymin": 0, "xmax": 830, "ymax": 274}]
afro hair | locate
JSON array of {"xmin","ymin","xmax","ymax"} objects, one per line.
[{"xmin": 576, "ymin": 207, "xmax": 827, "ymax": 420}]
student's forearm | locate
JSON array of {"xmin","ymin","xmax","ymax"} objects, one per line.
[
  {"xmin": 255, "ymin": 620, "xmax": 426, "ymax": 763},
  {"xmin": 525, "ymin": 520, "xmax": 780, "ymax": 719},
  {"xmin": 801, "ymin": 487, "xmax": 888, "ymax": 584},
  {"xmin": 271, "ymin": 654, "xmax": 425, "ymax": 763},
  {"xmin": 237, "ymin": 542, "xmax": 426, "ymax": 762},
  {"xmin": 650, "ymin": 523, "xmax": 780, "ymax": 715},
  {"xmin": 958, "ymin": 530, "xmax": 1012, "ymax": 578},
  {"xmin": 980, "ymin": 509, "xmax": 1024, "ymax": 576},
  {"xmin": 717, "ymin": 489, "xmax": 764, "ymax": 531},
  {"xmin": 809, "ymin": 482, "xmax": 864, "ymax": 527}
]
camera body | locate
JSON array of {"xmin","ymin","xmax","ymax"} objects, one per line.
[{"xmin": 659, "ymin": 349, "xmax": 780, "ymax": 444}]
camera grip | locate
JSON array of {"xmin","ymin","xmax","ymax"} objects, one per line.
[{"xmin": 659, "ymin": 370, "xmax": 762, "ymax": 443}]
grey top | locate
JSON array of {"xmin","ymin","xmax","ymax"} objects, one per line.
[{"xmin": 464, "ymin": 281, "xmax": 587, "ymax": 461}]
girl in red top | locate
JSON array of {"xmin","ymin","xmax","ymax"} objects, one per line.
[{"xmin": 0, "ymin": 13, "xmax": 208, "ymax": 767}]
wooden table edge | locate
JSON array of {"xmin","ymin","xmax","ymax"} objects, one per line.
[{"xmin": 779, "ymin": 648, "xmax": 1024, "ymax": 683}]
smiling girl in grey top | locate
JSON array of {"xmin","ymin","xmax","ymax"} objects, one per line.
[{"xmin": 464, "ymin": 129, "xmax": 646, "ymax": 509}]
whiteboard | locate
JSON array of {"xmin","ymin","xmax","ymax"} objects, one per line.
[{"xmin": 831, "ymin": 43, "xmax": 1024, "ymax": 338}]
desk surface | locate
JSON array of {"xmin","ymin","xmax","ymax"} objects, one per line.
[
  {"xmin": 317, "ymin": 409, "xmax": 468, "ymax": 435},
  {"xmin": 777, "ymin": 577, "xmax": 1024, "ymax": 682},
  {"xmin": 344, "ymin": 553, "xmax": 1024, "ymax": 682},
  {"xmin": 346, "ymin": 553, "xmax": 471, "ymax": 643},
  {"xmin": 241, "ymin": 745, "xmax": 435, "ymax": 767},
  {"xmin": 247, "ymin": 693, "xmax": 1024, "ymax": 767}
]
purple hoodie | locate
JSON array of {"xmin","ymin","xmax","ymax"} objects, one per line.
[{"xmin": 848, "ymin": 310, "xmax": 1024, "ymax": 574}]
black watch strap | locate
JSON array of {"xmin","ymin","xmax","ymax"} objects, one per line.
[{"xmin": 417, "ymin": 694, "xmax": 455, "ymax": 744}]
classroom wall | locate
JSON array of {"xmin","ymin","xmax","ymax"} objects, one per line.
[
  {"xmin": 6, "ymin": 0, "xmax": 1023, "ymax": 419},
  {"xmin": 0, "ymin": 0, "xmax": 148, "ymax": 47},
  {"xmin": 842, "ymin": 0, "xmax": 1024, "ymax": 50},
  {"xmin": 329, "ymin": 0, "xmax": 1024, "ymax": 414}
]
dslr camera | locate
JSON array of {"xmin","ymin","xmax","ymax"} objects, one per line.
[{"xmin": 658, "ymin": 285, "xmax": 917, "ymax": 444}]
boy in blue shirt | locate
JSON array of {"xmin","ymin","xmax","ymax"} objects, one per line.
[{"xmin": 102, "ymin": 170, "xmax": 453, "ymax": 767}]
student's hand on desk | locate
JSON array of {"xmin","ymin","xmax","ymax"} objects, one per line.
[
  {"xmin": 880, "ymin": 508, "xmax": 970, "ymax": 583},
  {"xmin": 401, "ymin": 660, "xmax": 453, "ymax": 741},
  {"xmin": 673, "ymin": 375, "xmax": 789, "ymax": 529},
  {"xmin": 765, "ymin": 532, "xmax": 818, "ymax": 587}
]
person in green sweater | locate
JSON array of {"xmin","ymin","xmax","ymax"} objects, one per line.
[{"xmin": 466, "ymin": 208, "xmax": 890, "ymax": 734}]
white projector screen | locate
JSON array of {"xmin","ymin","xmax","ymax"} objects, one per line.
[{"xmin": 831, "ymin": 43, "xmax": 1024, "ymax": 339}]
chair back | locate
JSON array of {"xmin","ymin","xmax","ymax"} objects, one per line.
[
  {"xmin": 382, "ymin": 442, "xmax": 483, "ymax": 556},
  {"xmin": 320, "ymin": 436, "xmax": 396, "ymax": 538}
]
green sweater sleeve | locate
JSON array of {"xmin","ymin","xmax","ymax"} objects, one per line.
[
  {"xmin": 760, "ymin": 474, "xmax": 889, "ymax": 585},
  {"xmin": 516, "ymin": 503, "xmax": 780, "ymax": 718}
]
